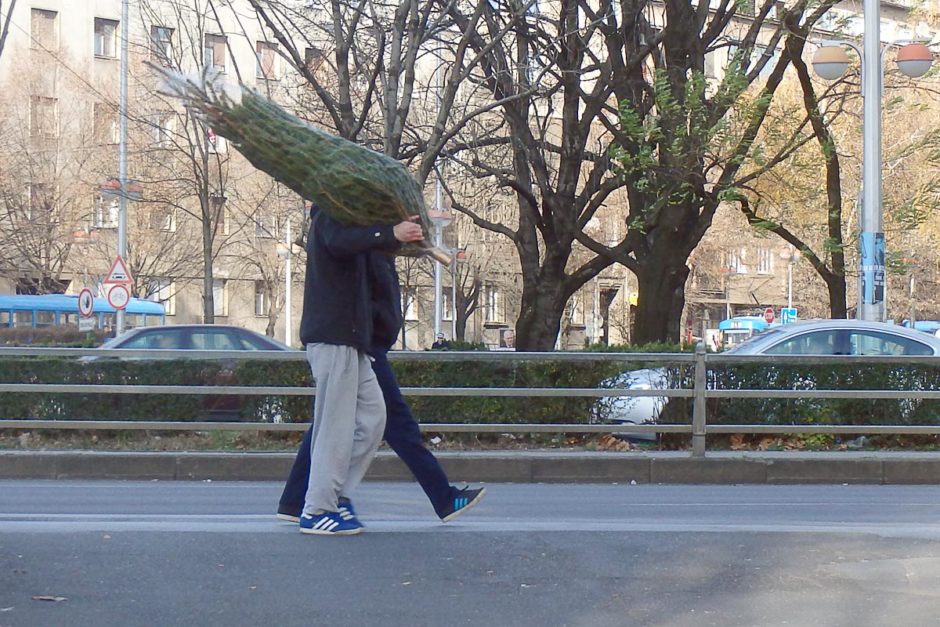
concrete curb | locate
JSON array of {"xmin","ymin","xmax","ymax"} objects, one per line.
[{"xmin": 5, "ymin": 450, "xmax": 940, "ymax": 484}]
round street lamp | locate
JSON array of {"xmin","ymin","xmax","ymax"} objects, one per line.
[
  {"xmin": 811, "ymin": 41, "xmax": 935, "ymax": 81},
  {"xmin": 896, "ymin": 43, "xmax": 934, "ymax": 78},
  {"xmin": 811, "ymin": 45, "xmax": 851, "ymax": 80},
  {"xmin": 810, "ymin": 39, "xmax": 935, "ymax": 322}
]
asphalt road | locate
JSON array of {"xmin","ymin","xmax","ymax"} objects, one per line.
[{"xmin": 4, "ymin": 481, "xmax": 940, "ymax": 626}]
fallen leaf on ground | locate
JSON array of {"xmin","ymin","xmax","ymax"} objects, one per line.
[{"xmin": 31, "ymin": 596, "xmax": 67, "ymax": 602}]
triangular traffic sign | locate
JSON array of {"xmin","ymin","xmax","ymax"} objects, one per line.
[{"xmin": 103, "ymin": 255, "xmax": 133, "ymax": 285}]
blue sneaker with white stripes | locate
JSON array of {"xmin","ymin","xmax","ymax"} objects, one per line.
[
  {"xmin": 439, "ymin": 487, "xmax": 487, "ymax": 523},
  {"xmin": 299, "ymin": 511, "xmax": 363, "ymax": 535},
  {"xmin": 337, "ymin": 497, "xmax": 362, "ymax": 527},
  {"xmin": 277, "ymin": 497, "xmax": 357, "ymax": 525}
]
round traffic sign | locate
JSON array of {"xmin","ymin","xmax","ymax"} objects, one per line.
[
  {"xmin": 763, "ymin": 307, "xmax": 775, "ymax": 324},
  {"xmin": 107, "ymin": 284, "xmax": 130, "ymax": 310},
  {"xmin": 78, "ymin": 288, "xmax": 95, "ymax": 318}
]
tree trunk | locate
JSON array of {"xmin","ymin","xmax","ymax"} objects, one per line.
[
  {"xmin": 632, "ymin": 256, "xmax": 691, "ymax": 345},
  {"xmin": 826, "ymin": 272, "xmax": 848, "ymax": 319},
  {"xmin": 514, "ymin": 256, "xmax": 570, "ymax": 351},
  {"xmin": 202, "ymin": 194, "xmax": 215, "ymax": 323}
]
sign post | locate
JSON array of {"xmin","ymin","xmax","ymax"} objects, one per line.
[
  {"xmin": 103, "ymin": 255, "xmax": 133, "ymax": 324},
  {"xmin": 78, "ymin": 288, "xmax": 96, "ymax": 332}
]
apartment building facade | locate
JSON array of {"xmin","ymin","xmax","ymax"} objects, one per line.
[{"xmin": 0, "ymin": 0, "xmax": 936, "ymax": 349}]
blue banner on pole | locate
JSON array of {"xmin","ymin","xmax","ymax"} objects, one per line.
[{"xmin": 860, "ymin": 232, "xmax": 885, "ymax": 305}]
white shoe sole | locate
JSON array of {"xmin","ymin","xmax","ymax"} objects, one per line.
[
  {"xmin": 300, "ymin": 525, "xmax": 363, "ymax": 536},
  {"xmin": 441, "ymin": 487, "xmax": 487, "ymax": 523},
  {"xmin": 276, "ymin": 512, "xmax": 300, "ymax": 523}
]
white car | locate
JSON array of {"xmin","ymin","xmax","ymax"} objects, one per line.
[{"xmin": 597, "ymin": 320, "xmax": 940, "ymax": 438}]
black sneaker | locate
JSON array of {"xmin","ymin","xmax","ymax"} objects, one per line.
[
  {"xmin": 276, "ymin": 504, "xmax": 301, "ymax": 523},
  {"xmin": 439, "ymin": 487, "xmax": 487, "ymax": 523}
]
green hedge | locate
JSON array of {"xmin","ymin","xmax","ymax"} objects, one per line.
[
  {"xmin": 0, "ymin": 358, "xmax": 312, "ymax": 423},
  {"xmin": 4, "ymin": 345, "xmax": 934, "ymax": 426},
  {"xmin": 0, "ymin": 345, "xmax": 681, "ymax": 424},
  {"xmin": 707, "ymin": 362, "xmax": 940, "ymax": 425}
]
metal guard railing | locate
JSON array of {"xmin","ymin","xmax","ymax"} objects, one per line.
[{"xmin": 2, "ymin": 346, "xmax": 940, "ymax": 457}]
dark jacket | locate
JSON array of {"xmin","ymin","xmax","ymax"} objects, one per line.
[
  {"xmin": 299, "ymin": 208, "xmax": 400, "ymax": 352},
  {"xmin": 370, "ymin": 253, "xmax": 404, "ymax": 351}
]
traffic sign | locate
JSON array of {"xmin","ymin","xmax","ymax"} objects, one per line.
[
  {"xmin": 78, "ymin": 288, "xmax": 95, "ymax": 318},
  {"xmin": 763, "ymin": 307, "xmax": 775, "ymax": 324},
  {"xmin": 78, "ymin": 317, "xmax": 96, "ymax": 332},
  {"xmin": 107, "ymin": 284, "xmax": 130, "ymax": 310},
  {"xmin": 781, "ymin": 307, "xmax": 798, "ymax": 324},
  {"xmin": 104, "ymin": 255, "xmax": 133, "ymax": 285}
]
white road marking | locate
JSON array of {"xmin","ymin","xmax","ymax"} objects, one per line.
[{"xmin": 4, "ymin": 515, "xmax": 940, "ymax": 539}]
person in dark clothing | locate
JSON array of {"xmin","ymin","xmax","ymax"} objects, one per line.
[
  {"xmin": 278, "ymin": 245, "xmax": 486, "ymax": 523},
  {"xmin": 295, "ymin": 205, "xmax": 424, "ymax": 536}
]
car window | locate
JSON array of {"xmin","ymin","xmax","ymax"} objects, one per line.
[
  {"xmin": 238, "ymin": 331, "xmax": 277, "ymax": 350},
  {"xmin": 118, "ymin": 329, "xmax": 185, "ymax": 349},
  {"xmin": 191, "ymin": 330, "xmax": 242, "ymax": 350},
  {"xmin": 764, "ymin": 330, "xmax": 934, "ymax": 356},
  {"xmin": 764, "ymin": 331, "xmax": 841, "ymax": 355},
  {"xmin": 849, "ymin": 331, "xmax": 933, "ymax": 356}
]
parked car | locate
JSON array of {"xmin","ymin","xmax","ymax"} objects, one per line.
[
  {"xmin": 597, "ymin": 320, "xmax": 940, "ymax": 438},
  {"xmin": 96, "ymin": 324, "xmax": 293, "ymax": 353},
  {"xmin": 92, "ymin": 325, "xmax": 296, "ymax": 421}
]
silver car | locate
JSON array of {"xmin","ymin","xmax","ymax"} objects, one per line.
[{"xmin": 598, "ymin": 320, "xmax": 940, "ymax": 436}]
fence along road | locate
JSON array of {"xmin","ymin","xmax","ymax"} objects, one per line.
[{"xmin": 2, "ymin": 346, "xmax": 940, "ymax": 457}]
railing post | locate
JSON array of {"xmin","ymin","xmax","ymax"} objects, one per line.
[{"xmin": 691, "ymin": 342, "xmax": 707, "ymax": 457}]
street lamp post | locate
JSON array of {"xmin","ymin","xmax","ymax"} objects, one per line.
[
  {"xmin": 428, "ymin": 209, "xmax": 453, "ymax": 338},
  {"xmin": 812, "ymin": 25, "xmax": 934, "ymax": 322},
  {"xmin": 115, "ymin": 0, "xmax": 130, "ymax": 335},
  {"xmin": 276, "ymin": 217, "xmax": 293, "ymax": 346},
  {"xmin": 779, "ymin": 247, "xmax": 799, "ymax": 309}
]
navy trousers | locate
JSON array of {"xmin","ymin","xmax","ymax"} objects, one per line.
[{"xmin": 279, "ymin": 348, "xmax": 456, "ymax": 517}]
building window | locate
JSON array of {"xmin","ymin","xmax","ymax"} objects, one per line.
[
  {"xmin": 255, "ymin": 212, "xmax": 278, "ymax": 239},
  {"xmin": 484, "ymin": 283, "xmax": 502, "ymax": 323},
  {"xmin": 28, "ymin": 183, "xmax": 50, "ymax": 221},
  {"xmin": 207, "ymin": 127, "xmax": 226, "ymax": 153},
  {"xmin": 756, "ymin": 248, "xmax": 773, "ymax": 274},
  {"xmin": 705, "ymin": 50, "xmax": 717, "ymax": 78},
  {"xmin": 30, "ymin": 96, "xmax": 57, "ymax": 140},
  {"xmin": 213, "ymin": 279, "xmax": 228, "ymax": 317},
  {"xmin": 31, "ymin": 9, "xmax": 58, "ymax": 50},
  {"xmin": 150, "ymin": 206, "xmax": 176, "ymax": 232},
  {"xmin": 256, "ymin": 41, "xmax": 278, "ymax": 80},
  {"xmin": 150, "ymin": 26, "xmax": 173, "ymax": 65},
  {"xmin": 568, "ymin": 292, "xmax": 585, "ymax": 326},
  {"xmin": 204, "ymin": 34, "xmax": 226, "ymax": 71},
  {"xmin": 93, "ymin": 102, "xmax": 118, "ymax": 144},
  {"xmin": 94, "ymin": 18, "xmax": 119, "ymax": 58},
  {"xmin": 304, "ymin": 46, "xmax": 325, "ymax": 70},
  {"xmin": 254, "ymin": 281, "xmax": 267, "ymax": 316},
  {"xmin": 725, "ymin": 249, "xmax": 748, "ymax": 274},
  {"xmin": 93, "ymin": 194, "xmax": 119, "ymax": 229},
  {"xmin": 211, "ymin": 194, "xmax": 229, "ymax": 235},
  {"xmin": 402, "ymin": 288, "xmax": 418, "ymax": 321},
  {"xmin": 149, "ymin": 112, "xmax": 174, "ymax": 146},
  {"xmin": 442, "ymin": 289, "xmax": 453, "ymax": 321},
  {"xmin": 147, "ymin": 278, "xmax": 175, "ymax": 316}
]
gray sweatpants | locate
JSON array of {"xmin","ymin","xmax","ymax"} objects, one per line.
[{"xmin": 303, "ymin": 343, "xmax": 386, "ymax": 516}]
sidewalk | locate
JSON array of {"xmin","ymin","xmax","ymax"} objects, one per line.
[{"xmin": 5, "ymin": 449, "xmax": 940, "ymax": 483}]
